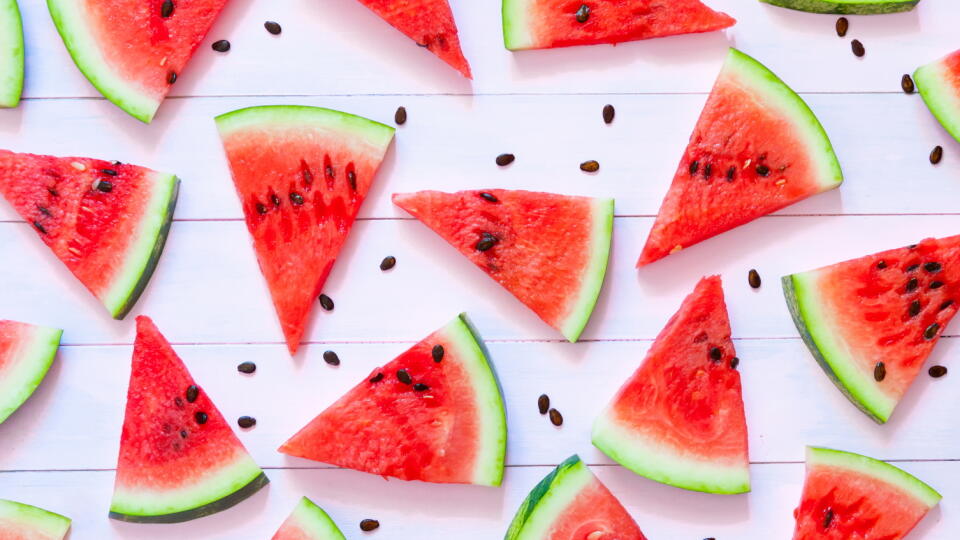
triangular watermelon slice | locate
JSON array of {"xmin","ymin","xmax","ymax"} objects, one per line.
[
  {"xmin": 638, "ymin": 48, "xmax": 843, "ymax": 266},
  {"xmin": 393, "ymin": 189, "xmax": 613, "ymax": 342},
  {"xmin": 783, "ymin": 236, "xmax": 960, "ymax": 423},
  {"xmin": 0, "ymin": 320, "xmax": 62, "ymax": 425},
  {"xmin": 915, "ymin": 48, "xmax": 960, "ymax": 145},
  {"xmin": 354, "ymin": 0, "xmax": 471, "ymax": 78},
  {"xmin": 279, "ymin": 314, "xmax": 507, "ymax": 486},
  {"xmin": 0, "ymin": 499, "xmax": 71, "ymax": 540},
  {"xmin": 272, "ymin": 497, "xmax": 345, "ymax": 540},
  {"xmin": 592, "ymin": 276, "xmax": 750, "ymax": 494},
  {"xmin": 0, "ymin": 150, "xmax": 179, "ymax": 319},
  {"xmin": 502, "ymin": 0, "xmax": 736, "ymax": 51},
  {"xmin": 216, "ymin": 106, "xmax": 395, "ymax": 355},
  {"xmin": 0, "ymin": 0, "xmax": 23, "ymax": 108},
  {"xmin": 47, "ymin": 0, "xmax": 230, "ymax": 123},
  {"xmin": 792, "ymin": 447, "xmax": 940, "ymax": 539},
  {"xmin": 110, "ymin": 316, "xmax": 268, "ymax": 523}
]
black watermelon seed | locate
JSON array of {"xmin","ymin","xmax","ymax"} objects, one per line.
[
  {"xmin": 167, "ymin": 71, "xmax": 177, "ymax": 84},
  {"xmin": 319, "ymin": 294, "xmax": 334, "ymax": 311},
  {"xmin": 924, "ymin": 323, "xmax": 941, "ymax": 340},
  {"xmin": 397, "ymin": 369, "xmax": 412, "ymax": 385},
  {"xmin": 476, "ymin": 233, "xmax": 498, "ymax": 252},
  {"xmin": 369, "ymin": 372, "xmax": 384, "ymax": 383},
  {"xmin": 360, "ymin": 519, "xmax": 380, "ymax": 531},
  {"xmin": 924, "ymin": 262, "xmax": 942, "ymax": 273},
  {"xmin": 703, "ymin": 163, "xmax": 712, "ymax": 178},
  {"xmin": 877, "ymin": 260, "xmax": 887, "ymax": 269},
  {"xmin": 730, "ymin": 357, "xmax": 740, "ymax": 369},
  {"xmin": 748, "ymin": 269, "xmax": 761, "ymax": 289},
  {"xmin": 432, "ymin": 344, "xmax": 444, "ymax": 363},
  {"xmin": 906, "ymin": 264, "xmax": 919, "ymax": 272},
  {"xmin": 101, "ymin": 168, "xmax": 118, "ymax": 176},
  {"xmin": 930, "ymin": 146, "xmax": 943, "ymax": 165},
  {"xmin": 37, "ymin": 206, "xmax": 52, "ymax": 217},
  {"xmin": 180, "ymin": 430, "xmax": 188, "ymax": 438},
  {"xmin": 161, "ymin": 0, "xmax": 174, "ymax": 18},
  {"xmin": 874, "ymin": 362, "xmax": 886, "ymax": 382},
  {"xmin": 901, "ymin": 74, "xmax": 915, "ymax": 94},
  {"xmin": 237, "ymin": 361, "xmax": 256, "ymax": 374},
  {"xmin": 394, "ymin": 106, "xmax": 407, "ymax": 125},
  {"xmin": 413, "ymin": 383, "xmax": 429, "ymax": 391},
  {"xmin": 602, "ymin": 104, "xmax": 615, "ymax": 124},
  {"xmin": 930, "ymin": 281, "xmax": 944, "ymax": 290},
  {"xmin": 726, "ymin": 166, "xmax": 736, "ymax": 182},
  {"xmin": 325, "ymin": 165, "xmax": 334, "ymax": 179},
  {"xmin": 909, "ymin": 244, "xmax": 918, "ymax": 249},
  {"xmin": 836, "ymin": 17, "xmax": 848, "ymax": 37},
  {"xmin": 264, "ymin": 21, "xmax": 282, "ymax": 35},
  {"xmin": 47, "ymin": 187, "xmax": 58, "ymax": 197},
  {"xmin": 323, "ymin": 350, "xmax": 340, "ymax": 366},
  {"xmin": 212, "ymin": 39, "xmax": 231, "ymax": 52},
  {"xmin": 479, "ymin": 192, "xmax": 500, "ymax": 203},
  {"xmin": 380, "ymin": 256, "xmax": 396, "ymax": 271},
  {"xmin": 689, "ymin": 160, "xmax": 700, "ymax": 175},
  {"xmin": 929, "ymin": 365, "xmax": 948, "ymax": 378},
  {"xmin": 538, "ymin": 394, "xmax": 550, "ymax": 414},
  {"xmin": 33, "ymin": 221, "xmax": 46, "ymax": 234},
  {"xmin": 580, "ymin": 160, "xmax": 600, "ymax": 173},
  {"xmin": 709, "ymin": 347, "xmax": 722, "ymax": 362},
  {"xmin": 548, "ymin": 408, "xmax": 563, "ymax": 426},
  {"xmin": 290, "ymin": 192, "xmax": 304, "ymax": 206},
  {"xmin": 495, "ymin": 154, "xmax": 515, "ymax": 167},
  {"xmin": 906, "ymin": 278, "xmax": 919, "ymax": 292},
  {"xmin": 256, "ymin": 203, "xmax": 268, "ymax": 215},
  {"xmin": 237, "ymin": 416, "xmax": 256, "ymax": 428},
  {"xmin": 851, "ymin": 39, "xmax": 865, "ymax": 57},
  {"xmin": 347, "ymin": 170, "xmax": 357, "ymax": 191},
  {"xmin": 940, "ymin": 300, "xmax": 955, "ymax": 311},
  {"xmin": 185, "ymin": 385, "xmax": 199, "ymax": 403},
  {"xmin": 95, "ymin": 180, "xmax": 114, "ymax": 193},
  {"xmin": 194, "ymin": 411, "xmax": 208, "ymax": 425},
  {"xmin": 756, "ymin": 164, "xmax": 771, "ymax": 177},
  {"xmin": 824, "ymin": 508, "xmax": 834, "ymax": 529},
  {"xmin": 575, "ymin": 4, "xmax": 590, "ymax": 23},
  {"xmin": 908, "ymin": 300, "xmax": 921, "ymax": 317}
]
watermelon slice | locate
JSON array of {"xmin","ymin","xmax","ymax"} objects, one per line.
[
  {"xmin": 783, "ymin": 236, "xmax": 960, "ymax": 423},
  {"xmin": 110, "ymin": 316, "xmax": 268, "ymax": 523},
  {"xmin": 915, "ymin": 48, "xmax": 960, "ymax": 145},
  {"xmin": 638, "ymin": 48, "xmax": 843, "ymax": 267},
  {"xmin": 272, "ymin": 497, "xmax": 345, "ymax": 540},
  {"xmin": 506, "ymin": 455, "xmax": 646, "ymax": 540},
  {"xmin": 47, "ymin": 0, "xmax": 229, "ymax": 123},
  {"xmin": 759, "ymin": 0, "xmax": 920, "ymax": 14},
  {"xmin": 0, "ymin": 499, "xmax": 71, "ymax": 540},
  {"xmin": 0, "ymin": 320, "xmax": 62, "ymax": 425},
  {"xmin": 0, "ymin": 150, "xmax": 179, "ymax": 319},
  {"xmin": 592, "ymin": 276, "xmax": 750, "ymax": 494},
  {"xmin": 502, "ymin": 0, "xmax": 735, "ymax": 51},
  {"xmin": 354, "ymin": 0, "xmax": 471, "ymax": 78},
  {"xmin": 792, "ymin": 447, "xmax": 940, "ymax": 539},
  {"xmin": 393, "ymin": 189, "xmax": 613, "ymax": 342},
  {"xmin": 0, "ymin": 0, "xmax": 23, "ymax": 108},
  {"xmin": 216, "ymin": 106, "xmax": 395, "ymax": 355},
  {"xmin": 279, "ymin": 314, "xmax": 507, "ymax": 486}
]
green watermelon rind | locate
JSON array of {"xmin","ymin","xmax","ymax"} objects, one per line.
[
  {"xmin": 915, "ymin": 56, "xmax": 960, "ymax": 146},
  {"xmin": 559, "ymin": 197, "xmax": 614, "ymax": 343},
  {"xmin": 46, "ymin": 0, "xmax": 162, "ymax": 123},
  {"xmin": 0, "ymin": 324, "xmax": 62, "ymax": 425},
  {"xmin": 806, "ymin": 447, "xmax": 941, "ymax": 509},
  {"xmin": 758, "ymin": 0, "xmax": 920, "ymax": 14},
  {"xmin": 0, "ymin": 0, "xmax": 23, "ymax": 108},
  {"xmin": 0, "ymin": 499, "xmax": 71, "ymax": 538},
  {"xmin": 782, "ymin": 273, "xmax": 896, "ymax": 423},
  {"xmin": 215, "ymin": 105, "xmax": 396, "ymax": 149},
  {"xmin": 278, "ymin": 497, "xmax": 346, "ymax": 540},
  {"xmin": 501, "ymin": 0, "xmax": 534, "ymax": 51},
  {"xmin": 504, "ymin": 455, "xmax": 594, "ymax": 540},
  {"xmin": 592, "ymin": 412, "xmax": 750, "ymax": 494}
]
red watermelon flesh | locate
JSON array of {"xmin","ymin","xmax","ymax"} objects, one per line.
[
  {"xmin": 502, "ymin": 0, "xmax": 735, "ymax": 51},
  {"xmin": 279, "ymin": 314, "xmax": 506, "ymax": 486},
  {"xmin": 355, "ymin": 0, "xmax": 471, "ymax": 78},
  {"xmin": 0, "ymin": 150, "xmax": 179, "ymax": 319},
  {"xmin": 592, "ymin": 276, "xmax": 750, "ymax": 494},
  {"xmin": 638, "ymin": 48, "xmax": 843, "ymax": 266},
  {"xmin": 216, "ymin": 106, "xmax": 395, "ymax": 355},
  {"xmin": 110, "ymin": 316, "xmax": 267, "ymax": 523}
]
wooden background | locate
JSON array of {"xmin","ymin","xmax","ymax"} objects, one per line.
[{"xmin": 2, "ymin": 0, "xmax": 959, "ymax": 538}]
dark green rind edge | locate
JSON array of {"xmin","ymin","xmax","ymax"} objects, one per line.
[
  {"xmin": 781, "ymin": 275, "xmax": 888, "ymax": 424},
  {"xmin": 504, "ymin": 455, "xmax": 581, "ymax": 540},
  {"xmin": 108, "ymin": 471, "xmax": 269, "ymax": 524},
  {"xmin": 758, "ymin": 0, "xmax": 919, "ymax": 14},
  {"xmin": 112, "ymin": 177, "xmax": 180, "ymax": 320}
]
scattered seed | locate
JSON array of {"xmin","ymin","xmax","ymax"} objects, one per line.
[
  {"xmin": 47, "ymin": 187, "xmax": 59, "ymax": 197},
  {"xmin": 726, "ymin": 166, "xmax": 736, "ymax": 182},
  {"xmin": 901, "ymin": 74, "xmax": 915, "ymax": 94},
  {"xmin": 823, "ymin": 508, "xmax": 835, "ymax": 529},
  {"xmin": 264, "ymin": 21, "xmax": 282, "ymax": 35},
  {"xmin": 271, "ymin": 193, "xmax": 281, "ymax": 207},
  {"xmin": 877, "ymin": 260, "xmax": 887, "ymax": 269},
  {"xmin": 748, "ymin": 269, "xmax": 762, "ymax": 289},
  {"xmin": 212, "ymin": 39, "xmax": 231, "ymax": 52},
  {"xmin": 906, "ymin": 278, "xmax": 919, "ymax": 292},
  {"xmin": 703, "ymin": 163, "xmax": 712, "ymax": 178},
  {"xmin": 380, "ymin": 256, "xmax": 396, "ymax": 271},
  {"xmin": 71, "ymin": 161, "xmax": 86, "ymax": 171},
  {"xmin": 347, "ymin": 170, "xmax": 357, "ymax": 190},
  {"xmin": 709, "ymin": 347, "xmax": 722, "ymax": 362},
  {"xmin": 397, "ymin": 369, "xmax": 412, "ymax": 385},
  {"xmin": 237, "ymin": 416, "xmax": 256, "ymax": 428},
  {"xmin": 476, "ymin": 233, "xmax": 498, "ymax": 252},
  {"xmin": 432, "ymin": 344, "xmax": 444, "ymax": 363},
  {"xmin": 929, "ymin": 365, "xmax": 948, "ymax": 378},
  {"xmin": 318, "ymin": 294, "xmax": 335, "ymax": 311},
  {"xmin": 161, "ymin": 0, "xmax": 174, "ymax": 18},
  {"xmin": 548, "ymin": 408, "xmax": 563, "ymax": 426},
  {"xmin": 100, "ymin": 168, "xmax": 118, "ymax": 176},
  {"xmin": 575, "ymin": 4, "xmax": 590, "ymax": 23},
  {"xmin": 924, "ymin": 323, "xmax": 941, "ymax": 340},
  {"xmin": 414, "ymin": 383, "xmax": 429, "ymax": 391},
  {"xmin": 909, "ymin": 300, "xmax": 921, "ymax": 317},
  {"xmin": 167, "ymin": 71, "xmax": 177, "ymax": 84},
  {"xmin": 538, "ymin": 394, "xmax": 550, "ymax": 414},
  {"xmin": 907, "ymin": 264, "xmax": 920, "ymax": 272},
  {"xmin": 940, "ymin": 300, "xmax": 954, "ymax": 311},
  {"xmin": 756, "ymin": 164, "xmax": 771, "ymax": 177},
  {"xmin": 602, "ymin": 104, "xmax": 615, "ymax": 124},
  {"xmin": 851, "ymin": 39, "xmax": 865, "ymax": 58},
  {"xmin": 37, "ymin": 206, "xmax": 52, "ymax": 217},
  {"xmin": 256, "ymin": 203, "xmax": 268, "ymax": 215},
  {"xmin": 238, "ymin": 361, "xmax": 257, "ymax": 374},
  {"xmin": 323, "ymin": 350, "xmax": 341, "ymax": 366},
  {"xmin": 689, "ymin": 161, "xmax": 700, "ymax": 175},
  {"xmin": 835, "ymin": 17, "xmax": 849, "ymax": 37},
  {"xmin": 931, "ymin": 281, "xmax": 944, "ymax": 289},
  {"xmin": 874, "ymin": 362, "xmax": 886, "ymax": 382},
  {"xmin": 580, "ymin": 160, "xmax": 600, "ymax": 173},
  {"xmin": 369, "ymin": 372, "xmax": 384, "ymax": 383},
  {"xmin": 195, "ymin": 411, "xmax": 208, "ymax": 425},
  {"xmin": 394, "ymin": 106, "xmax": 407, "ymax": 125},
  {"xmin": 930, "ymin": 146, "xmax": 943, "ymax": 165},
  {"xmin": 289, "ymin": 192, "xmax": 304, "ymax": 206},
  {"xmin": 186, "ymin": 385, "xmax": 199, "ymax": 403},
  {"xmin": 495, "ymin": 154, "xmax": 515, "ymax": 167},
  {"xmin": 479, "ymin": 192, "xmax": 500, "ymax": 203},
  {"xmin": 360, "ymin": 519, "xmax": 380, "ymax": 532},
  {"xmin": 93, "ymin": 180, "xmax": 113, "ymax": 193},
  {"xmin": 180, "ymin": 430, "xmax": 188, "ymax": 438},
  {"xmin": 730, "ymin": 357, "xmax": 740, "ymax": 369}
]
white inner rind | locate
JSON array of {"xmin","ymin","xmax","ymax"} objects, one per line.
[
  {"xmin": 0, "ymin": 325, "xmax": 62, "ymax": 424},
  {"xmin": 0, "ymin": 498, "xmax": 71, "ymax": 538},
  {"xmin": 0, "ymin": 0, "xmax": 23, "ymax": 108},
  {"xmin": 916, "ymin": 58, "xmax": 960, "ymax": 144},
  {"xmin": 283, "ymin": 497, "xmax": 345, "ymax": 540},
  {"xmin": 559, "ymin": 198, "xmax": 614, "ymax": 343},
  {"xmin": 501, "ymin": 0, "xmax": 534, "ymax": 50},
  {"xmin": 807, "ymin": 447, "xmax": 942, "ymax": 508},
  {"xmin": 592, "ymin": 412, "xmax": 750, "ymax": 494},
  {"xmin": 508, "ymin": 458, "xmax": 593, "ymax": 540}
]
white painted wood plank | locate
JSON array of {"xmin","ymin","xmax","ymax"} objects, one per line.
[
  {"xmin": 0, "ymin": 461, "xmax": 952, "ymax": 539},
  {"xmin": 15, "ymin": 0, "xmax": 960, "ymax": 99}
]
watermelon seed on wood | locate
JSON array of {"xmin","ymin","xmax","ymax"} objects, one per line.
[{"xmin": 835, "ymin": 17, "xmax": 849, "ymax": 37}]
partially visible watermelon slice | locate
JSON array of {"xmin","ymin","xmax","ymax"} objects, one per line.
[
  {"xmin": 592, "ymin": 276, "xmax": 750, "ymax": 494},
  {"xmin": 915, "ymin": 48, "xmax": 960, "ymax": 145},
  {"xmin": 502, "ymin": 0, "xmax": 735, "ymax": 51},
  {"xmin": 272, "ymin": 497, "xmax": 345, "ymax": 540},
  {"xmin": 638, "ymin": 48, "xmax": 843, "ymax": 266},
  {"xmin": 0, "ymin": 150, "xmax": 179, "ymax": 319},
  {"xmin": 0, "ymin": 0, "xmax": 23, "ymax": 108},
  {"xmin": 760, "ymin": 0, "xmax": 920, "ymax": 14},
  {"xmin": 216, "ymin": 106, "xmax": 395, "ymax": 355},
  {"xmin": 0, "ymin": 499, "xmax": 71, "ymax": 540},
  {"xmin": 279, "ymin": 314, "xmax": 507, "ymax": 486},
  {"xmin": 783, "ymin": 236, "xmax": 960, "ymax": 423},
  {"xmin": 47, "ymin": 0, "xmax": 229, "ymax": 122},
  {"xmin": 505, "ymin": 455, "xmax": 647, "ymax": 540},
  {"xmin": 793, "ymin": 447, "xmax": 940, "ymax": 539},
  {"xmin": 354, "ymin": 0, "xmax": 471, "ymax": 78},
  {"xmin": 393, "ymin": 189, "xmax": 613, "ymax": 342},
  {"xmin": 110, "ymin": 316, "xmax": 268, "ymax": 523},
  {"xmin": 0, "ymin": 320, "xmax": 62, "ymax": 425}
]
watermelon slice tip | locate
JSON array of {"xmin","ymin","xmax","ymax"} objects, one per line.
[{"xmin": 0, "ymin": 499, "xmax": 71, "ymax": 540}]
